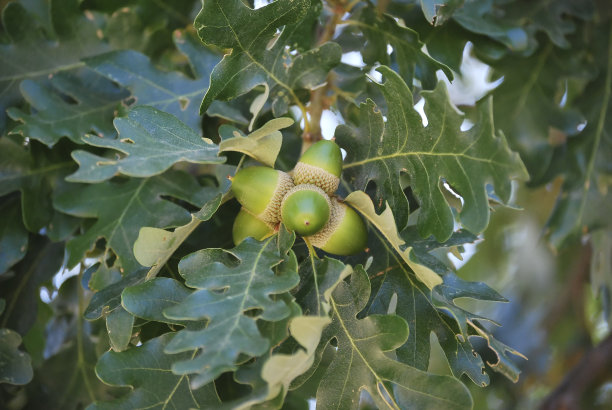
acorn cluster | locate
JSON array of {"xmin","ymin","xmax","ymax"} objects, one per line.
[{"xmin": 231, "ymin": 140, "xmax": 367, "ymax": 255}]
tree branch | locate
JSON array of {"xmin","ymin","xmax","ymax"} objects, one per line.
[{"xmin": 540, "ymin": 332, "xmax": 612, "ymax": 410}]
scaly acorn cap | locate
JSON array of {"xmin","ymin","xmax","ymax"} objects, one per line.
[
  {"xmin": 293, "ymin": 140, "xmax": 342, "ymax": 195},
  {"xmin": 281, "ymin": 184, "xmax": 331, "ymax": 236},
  {"xmin": 306, "ymin": 199, "xmax": 367, "ymax": 256},
  {"xmin": 231, "ymin": 166, "xmax": 294, "ymax": 223},
  {"xmin": 232, "ymin": 208, "xmax": 275, "ymax": 245}
]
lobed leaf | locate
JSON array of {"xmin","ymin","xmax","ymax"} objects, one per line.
[
  {"xmin": 0, "ymin": 0, "xmax": 110, "ymax": 132},
  {"xmin": 67, "ymin": 106, "xmax": 225, "ymax": 183},
  {"xmin": 196, "ymin": 0, "xmax": 341, "ymax": 117},
  {"xmin": 162, "ymin": 236, "xmax": 300, "ymax": 389},
  {"xmin": 315, "ymin": 266, "xmax": 473, "ymax": 409},
  {"xmin": 337, "ymin": 66, "xmax": 528, "ymax": 240},
  {"xmin": 55, "ymin": 171, "xmax": 217, "ymax": 271},
  {"xmin": 341, "ymin": 5, "xmax": 453, "ymax": 89},
  {"xmin": 7, "ymin": 69, "xmax": 128, "ymax": 147},
  {"xmin": 90, "ymin": 333, "xmax": 222, "ymax": 409},
  {"xmin": 84, "ymin": 30, "xmax": 221, "ymax": 132}
]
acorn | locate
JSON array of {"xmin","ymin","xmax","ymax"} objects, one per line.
[
  {"xmin": 232, "ymin": 208, "xmax": 275, "ymax": 245},
  {"xmin": 293, "ymin": 140, "xmax": 343, "ymax": 195},
  {"xmin": 306, "ymin": 199, "xmax": 367, "ymax": 256},
  {"xmin": 231, "ymin": 166, "xmax": 294, "ymax": 223},
  {"xmin": 280, "ymin": 184, "xmax": 331, "ymax": 236}
]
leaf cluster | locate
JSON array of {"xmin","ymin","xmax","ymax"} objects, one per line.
[{"xmin": 1, "ymin": 0, "xmax": 609, "ymax": 409}]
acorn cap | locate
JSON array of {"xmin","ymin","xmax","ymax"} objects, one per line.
[
  {"xmin": 306, "ymin": 199, "xmax": 367, "ymax": 256},
  {"xmin": 232, "ymin": 166, "xmax": 294, "ymax": 223},
  {"xmin": 281, "ymin": 184, "xmax": 331, "ymax": 236},
  {"xmin": 293, "ymin": 140, "xmax": 342, "ymax": 195},
  {"xmin": 232, "ymin": 208, "xmax": 275, "ymax": 245}
]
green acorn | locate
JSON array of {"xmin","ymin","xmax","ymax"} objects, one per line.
[
  {"xmin": 232, "ymin": 208, "xmax": 275, "ymax": 245},
  {"xmin": 280, "ymin": 184, "xmax": 331, "ymax": 236},
  {"xmin": 306, "ymin": 199, "xmax": 367, "ymax": 256},
  {"xmin": 293, "ymin": 140, "xmax": 343, "ymax": 195},
  {"xmin": 231, "ymin": 166, "xmax": 294, "ymax": 223}
]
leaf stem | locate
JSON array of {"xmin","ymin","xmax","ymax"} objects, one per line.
[
  {"xmin": 77, "ymin": 265, "xmax": 96, "ymax": 402},
  {"xmin": 304, "ymin": 237, "xmax": 321, "ymax": 316}
]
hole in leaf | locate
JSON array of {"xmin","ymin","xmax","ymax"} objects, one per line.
[
  {"xmin": 244, "ymin": 308, "xmax": 263, "ymax": 317},
  {"xmin": 178, "ymin": 97, "xmax": 189, "ymax": 110}
]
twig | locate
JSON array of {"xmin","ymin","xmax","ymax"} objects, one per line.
[{"xmin": 540, "ymin": 332, "xmax": 612, "ymax": 410}]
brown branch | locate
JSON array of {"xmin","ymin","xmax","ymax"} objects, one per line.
[
  {"xmin": 542, "ymin": 243, "xmax": 592, "ymax": 333},
  {"xmin": 540, "ymin": 332, "xmax": 612, "ymax": 410}
]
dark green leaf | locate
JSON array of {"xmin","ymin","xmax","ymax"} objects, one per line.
[
  {"xmin": 67, "ymin": 106, "xmax": 225, "ymax": 183},
  {"xmin": 342, "ymin": 5, "xmax": 452, "ymax": 89},
  {"xmin": 163, "ymin": 236, "xmax": 300, "ymax": 388},
  {"xmin": 0, "ymin": 0, "xmax": 110, "ymax": 132},
  {"xmin": 84, "ymin": 30, "xmax": 221, "ymax": 132},
  {"xmin": 196, "ymin": 0, "xmax": 341, "ymax": 117},
  {"xmin": 315, "ymin": 266, "xmax": 472, "ymax": 409},
  {"xmin": 337, "ymin": 66, "xmax": 528, "ymax": 240},
  {"xmin": 54, "ymin": 171, "xmax": 214, "ymax": 271},
  {"xmin": 90, "ymin": 333, "xmax": 222, "ymax": 409},
  {"xmin": 0, "ymin": 328, "xmax": 33, "ymax": 385},
  {"xmin": 7, "ymin": 69, "xmax": 128, "ymax": 147}
]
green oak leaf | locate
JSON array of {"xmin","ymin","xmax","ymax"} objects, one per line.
[
  {"xmin": 452, "ymin": 0, "xmax": 594, "ymax": 51},
  {"xmin": 84, "ymin": 30, "xmax": 221, "ymax": 132},
  {"xmin": 54, "ymin": 171, "xmax": 217, "ymax": 271},
  {"xmin": 0, "ymin": 328, "xmax": 33, "ymax": 385},
  {"xmin": 195, "ymin": 0, "xmax": 342, "ymax": 117},
  {"xmin": 489, "ymin": 39, "xmax": 592, "ymax": 184},
  {"xmin": 341, "ymin": 5, "xmax": 452, "ymax": 89},
  {"xmin": 337, "ymin": 66, "xmax": 528, "ymax": 241},
  {"xmin": 0, "ymin": 196, "xmax": 28, "ymax": 275},
  {"xmin": 0, "ymin": 136, "xmax": 75, "ymax": 232},
  {"xmin": 365, "ymin": 221, "xmax": 516, "ymax": 385},
  {"xmin": 0, "ymin": 0, "xmax": 110, "ymax": 132},
  {"xmin": 163, "ymin": 236, "xmax": 300, "ymax": 389},
  {"xmin": 220, "ymin": 256, "xmax": 350, "ymax": 409},
  {"xmin": 315, "ymin": 266, "xmax": 473, "ymax": 409},
  {"xmin": 89, "ymin": 333, "xmax": 222, "ymax": 409},
  {"xmin": 7, "ymin": 69, "xmax": 129, "ymax": 147},
  {"xmin": 67, "ymin": 106, "xmax": 225, "ymax": 183}
]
